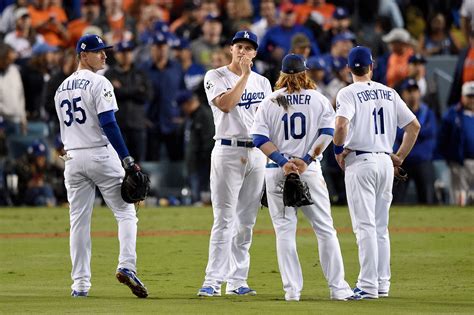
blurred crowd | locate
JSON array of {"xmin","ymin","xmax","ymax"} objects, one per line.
[{"xmin": 0, "ymin": 0, "xmax": 473, "ymax": 207}]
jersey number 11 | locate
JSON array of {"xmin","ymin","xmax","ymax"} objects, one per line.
[{"xmin": 372, "ymin": 107, "xmax": 385, "ymax": 135}]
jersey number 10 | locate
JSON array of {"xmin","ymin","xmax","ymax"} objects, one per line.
[
  {"xmin": 60, "ymin": 97, "xmax": 87, "ymax": 127},
  {"xmin": 372, "ymin": 107, "xmax": 385, "ymax": 135},
  {"xmin": 282, "ymin": 112, "xmax": 306, "ymax": 140}
]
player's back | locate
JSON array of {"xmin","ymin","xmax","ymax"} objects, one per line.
[
  {"xmin": 255, "ymin": 88, "xmax": 335, "ymax": 159},
  {"xmin": 54, "ymin": 69, "xmax": 117, "ymax": 151},
  {"xmin": 336, "ymin": 81, "xmax": 411, "ymax": 153}
]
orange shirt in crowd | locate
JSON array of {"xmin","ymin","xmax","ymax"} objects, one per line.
[
  {"xmin": 386, "ymin": 47, "xmax": 414, "ymax": 87},
  {"xmin": 67, "ymin": 19, "xmax": 89, "ymax": 48},
  {"xmin": 294, "ymin": 2, "xmax": 336, "ymax": 29},
  {"xmin": 462, "ymin": 47, "xmax": 474, "ymax": 83},
  {"xmin": 28, "ymin": 5, "xmax": 68, "ymax": 46}
]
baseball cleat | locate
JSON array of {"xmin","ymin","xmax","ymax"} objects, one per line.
[
  {"xmin": 71, "ymin": 290, "xmax": 88, "ymax": 297},
  {"xmin": 353, "ymin": 287, "xmax": 378, "ymax": 299},
  {"xmin": 225, "ymin": 287, "xmax": 257, "ymax": 296},
  {"xmin": 197, "ymin": 286, "xmax": 221, "ymax": 297},
  {"xmin": 332, "ymin": 294, "xmax": 362, "ymax": 301},
  {"xmin": 378, "ymin": 291, "xmax": 389, "ymax": 297},
  {"xmin": 116, "ymin": 268, "xmax": 148, "ymax": 298}
]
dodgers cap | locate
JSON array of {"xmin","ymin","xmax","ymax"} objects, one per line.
[
  {"xmin": 400, "ymin": 78, "xmax": 419, "ymax": 91},
  {"xmin": 348, "ymin": 46, "xmax": 373, "ymax": 68},
  {"xmin": 331, "ymin": 31, "xmax": 356, "ymax": 45},
  {"xmin": 32, "ymin": 42, "xmax": 58, "ymax": 55},
  {"xmin": 115, "ymin": 40, "xmax": 135, "ymax": 52},
  {"xmin": 27, "ymin": 140, "xmax": 47, "ymax": 157},
  {"xmin": 306, "ymin": 56, "xmax": 327, "ymax": 70},
  {"xmin": 281, "ymin": 54, "xmax": 308, "ymax": 74},
  {"xmin": 76, "ymin": 34, "xmax": 112, "ymax": 53},
  {"xmin": 176, "ymin": 90, "xmax": 195, "ymax": 106},
  {"xmin": 232, "ymin": 30, "xmax": 258, "ymax": 49},
  {"xmin": 333, "ymin": 7, "xmax": 349, "ymax": 19},
  {"xmin": 151, "ymin": 31, "xmax": 169, "ymax": 45}
]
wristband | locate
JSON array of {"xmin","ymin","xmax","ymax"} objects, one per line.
[
  {"xmin": 334, "ymin": 144, "xmax": 344, "ymax": 155},
  {"xmin": 302, "ymin": 153, "xmax": 313, "ymax": 165},
  {"xmin": 269, "ymin": 151, "xmax": 289, "ymax": 167}
]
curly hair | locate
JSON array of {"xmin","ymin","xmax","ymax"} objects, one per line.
[{"xmin": 274, "ymin": 71, "xmax": 316, "ymax": 94}]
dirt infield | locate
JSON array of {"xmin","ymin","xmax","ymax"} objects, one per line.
[{"xmin": 1, "ymin": 226, "xmax": 473, "ymax": 239}]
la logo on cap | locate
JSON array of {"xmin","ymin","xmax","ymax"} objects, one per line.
[
  {"xmin": 244, "ymin": 31, "xmax": 249, "ymax": 38},
  {"xmin": 96, "ymin": 36, "xmax": 103, "ymax": 44}
]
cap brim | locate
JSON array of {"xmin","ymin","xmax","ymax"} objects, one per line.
[
  {"xmin": 87, "ymin": 45, "xmax": 114, "ymax": 51},
  {"xmin": 232, "ymin": 39, "xmax": 258, "ymax": 49}
]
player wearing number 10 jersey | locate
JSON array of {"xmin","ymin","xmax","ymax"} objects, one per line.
[
  {"xmin": 251, "ymin": 54, "xmax": 355, "ymax": 301},
  {"xmin": 54, "ymin": 34, "xmax": 148, "ymax": 298}
]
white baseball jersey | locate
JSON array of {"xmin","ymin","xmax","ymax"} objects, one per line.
[
  {"xmin": 251, "ymin": 88, "xmax": 335, "ymax": 159},
  {"xmin": 335, "ymin": 81, "xmax": 416, "ymax": 152},
  {"xmin": 204, "ymin": 66, "xmax": 272, "ymax": 140},
  {"xmin": 54, "ymin": 69, "xmax": 118, "ymax": 151}
]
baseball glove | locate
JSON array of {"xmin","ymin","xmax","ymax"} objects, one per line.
[
  {"xmin": 394, "ymin": 166, "xmax": 408, "ymax": 184},
  {"xmin": 121, "ymin": 164, "xmax": 151, "ymax": 204},
  {"xmin": 283, "ymin": 173, "xmax": 313, "ymax": 207}
]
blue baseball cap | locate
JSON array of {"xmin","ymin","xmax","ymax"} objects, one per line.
[
  {"xmin": 331, "ymin": 31, "xmax": 355, "ymax": 45},
  {"xmin": 232, "ymin": 30, "xmax": 258, "ymax": 49},
  {"xmin": 333, "ymin": 7, "xmax": 349, "ymax": 20},
  {"xmin": 76, "ymin": 34, "xmax": 113, "ymax": 53},
  {"xmin": 281, "ymin": 54, "xmax": 308, "ymax": 74},
  {"xmin": 151, "ymin": 31, "xmax": 168, "ymax": 45},
  {"xmin": 408, "ymin": 53, "xmax": 426, "ymax": 64},
  {"xmin": 176, "ymin": 90, "xmax": 195, "ymax": 106},
  {"xmin": 306, "ymin": 56, "xmax": 327, "ymax": 70},
  {"xmin": 27, "ymin": 140, "xmax": 47, "ymax": 157},
  {"xmin": 331, "ymin": 56, "xmax": 348, "ymax": 72},
  {"xmin": 348, "ymin": 46, "xmax": 373, "ymax": 68},
  {"xmin": 32, "ymin": 42, "xmax": 58, "ymax": 55},
  {"xmin": 400, "ymin": 78, "xmax": 419, "ymax": 91},
  {"xmin": 115, "ymin": 40, "xmax": 135, "ymax": 52}
]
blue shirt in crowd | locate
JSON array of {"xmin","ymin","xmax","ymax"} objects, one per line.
[{"xmin": 394, "ymin": 103, "xmax": 437, "ymax": 165}]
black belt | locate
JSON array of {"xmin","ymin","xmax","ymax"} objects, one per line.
[
  {"xmin": 220, "ymin": 139, "xmax": 255, "ymax": 148},
  {"xmin": 355, "ymin": 150, "xmax": 389, "ymax": 156}
]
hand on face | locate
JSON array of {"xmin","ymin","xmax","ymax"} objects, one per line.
[{"xmin": 239, "ymin": 54, "xmax": 253, "ymax": 76}]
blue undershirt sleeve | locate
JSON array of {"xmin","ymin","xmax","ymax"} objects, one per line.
[
  {"xmin": 252, "ymin": 134, "xmax": 271, "ymax": 148},
  {"xmin": 318, "ymin": 128, "xmax": 335, "ymax": 137},
  {"xmin": 98, "ymin": 110, "xmax": 130, "ymax": 160}
]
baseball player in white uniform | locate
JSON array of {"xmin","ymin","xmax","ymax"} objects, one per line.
[
  {"xmin": 334, "ymin": 46, "xmax": 420, "ymax": 299},
  {"xmin": 251, "ymin": 54, "xmax": 356, "ymax": 302},
  {"xmin": 197, "ymin": 31, "xmax": 272, "ymax": 297},
  {"xmin": 55, "ymin": 34, "xmax": 148, "ymax": 298}
]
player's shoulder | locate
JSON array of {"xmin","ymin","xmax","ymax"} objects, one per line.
[{"xmin": 205, "ymin": 66, "xmax": 227, "ymax": 79}]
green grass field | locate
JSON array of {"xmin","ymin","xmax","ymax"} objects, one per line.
[{"xmin": 1, "ymin": 205, "xmax": 473, "ymax": 314}]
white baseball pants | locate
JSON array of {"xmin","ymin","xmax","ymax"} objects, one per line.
[
  {"xmin": 265, "ymin": 162, "xmax": 353, "ymax": 300},
  {"xmin": 202, "ymin": 144, "xmax": 265, "ymax": 291},
  {"xmin": 64, "ymin": 145, "xmax": 138, "ymax": 292},
  {"xmin": 344, "ymin": 152, "xmax": 394, "ymax": 296}
]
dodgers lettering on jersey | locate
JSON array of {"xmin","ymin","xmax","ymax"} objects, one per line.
[
  {"xmin": 54, "ymin": 69, "xmax": 118, "ymax": 151},
  {"xmin": 251, "ymin": 88, "xmax": 335, "ymax": 160},
  {"xmin": 204, "ymin": 66, "xmax": 272, "ymax": 140},
  {"xmin": 336, "ymin": 81, "xmax": 416, "ymax": 153}
]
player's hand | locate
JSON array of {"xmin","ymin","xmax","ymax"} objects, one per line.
[
  {"xmin": 239, "ymin": 55, "xmax": 253, "ymax": 76},
  {"xmin": 290, "ymin": 158, "xmax": 308, "ymax": 174},
  {"xmin": 282, "ymin": 161, "xmax": 298, "ymax": 175},
  {"xmin": 335, "ymin": 148, "xmax": 351, "ymax": 171},
  {"xmin": 390, "ymin": 153, "xmax": 403, "ymax": 167}
]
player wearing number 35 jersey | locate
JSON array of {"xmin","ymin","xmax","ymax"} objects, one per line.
[
  {"xmin": 334, "ymin": 46, "xmax": 420, "ymax": 299},
  {"xmin": 54, "ymin": 34, "xmax": 148, "ymax": 298},
  {"xmin": 251, "ymin": 54, "xmax": 355, "ymax": 301}
]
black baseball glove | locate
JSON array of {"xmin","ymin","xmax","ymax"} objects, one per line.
[
  {"xmin": 121, "ymin": 160, "xmax": 151, "ymax": 204},
  {"xmin": 394, "ymin": 166, "xmax": 408, "ymax": 184},
  {"xmin": 283, "ymin": 173, "xmax": 313, "ymax": 207}
]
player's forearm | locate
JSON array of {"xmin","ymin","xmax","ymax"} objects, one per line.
[
  {"xmin": 396, "ymin": 118, "xmax": 421, "ymax": 162},
  {"xmin": 214, "ymin": 73, "xmax": 250, "ymax": 113},
  {"xmin": 98, "ymin": 110, "xmax": 130, "ymax": 161},
  {"xmin": 333, "ymin": 117, "xmax": 349, "ymax": 146},
  {"xmin": 308, "ymin": 133, "xmax": 333, "ymax": 159}
]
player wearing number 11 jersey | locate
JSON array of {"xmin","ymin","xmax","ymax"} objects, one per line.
[
  {"xmin": 334, "ymin": 46, "xmax": 420, "ymax": 299},
  {"xmin": 54, "ymin": 34, "xmax": 148, "ymax": 298}
]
